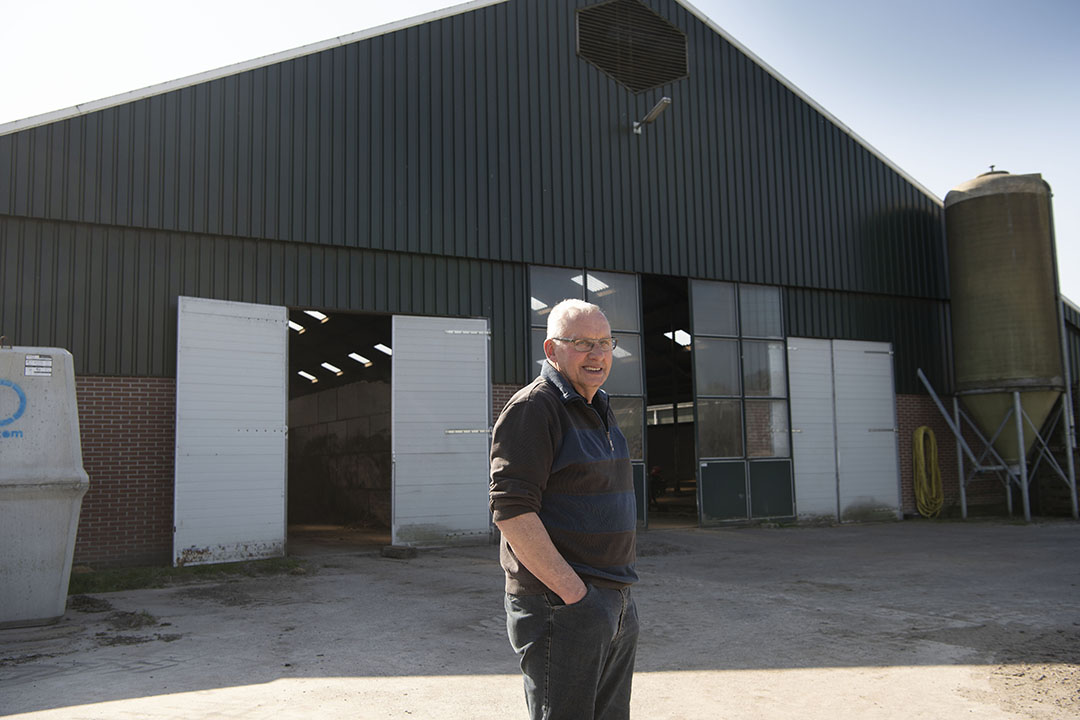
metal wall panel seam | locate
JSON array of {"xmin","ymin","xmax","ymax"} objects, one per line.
[
  {"xmin": 406, "ymin": 25, "xmax": 421, "ymax": 255},
  {"xmin": 658, "ymin": 77, "xmax": 674, "ymax": 276},
  {"xmin": 749, "ymin": 62, "xmax": 767, "ymax": 284},
  {"xmin": 536, "ymin": 0, "xmax": 554, "ymax": 269},
  {"xmin": 236, "ymin": 74, "xmax": 253, "ymax": 239},
  {"xmin": 549, "ymin": 3, "xmax": 569, "ymax": 269},
  {"xmin": 465, "ymin": 12, "xmax": 481, "ymax": 260},
  {"xmin": 209, "ymin": 78, "xmax": 226, "ymax": 237},
  {"xmin": 481, "ymin": 9, "xmax": 499, "ymax": 261},
  {"xmin": 343, "ymin": 45, "xmax": 359, "ymax": 248},
  {"xmin": 304, "ymin": 56, "xmax": 321, "ymax": 246},
  {"xmin": 370, "ymin": 37, "xmax": 386, "ymax": 251},
  {"xmin": 479, "ymin": 9, "xmax": 494, "ymax": 263},
  {"xmin": 609, "ymin": 83, "xmax": 625, "ymax": 273},
  {"xmin": 465, "ymin": 14, "xmax": 482, "ymax": 261},
  {"xmin": 692, "ymin": 17, "xmax": 711, "ymax": 278},
  {"xmin": 505, "ymin": 6, "xmax": 523, "ymax": 264},
  {"xmin": 425, "ymin": 21, "xmax": 445, "ymax": 256},
  {"xmin": 493, "ymin": 7, "xmax": 511, "ymax": 264},
  {"xmin": 806, "ymin": 102, "xmax": 824, "ymax": 289},
  {"xmin": 567, "ymin": 3, "xmax": 586, "ymax": 270},
  {"xmin": 823, "ymin": 119, "xmax": 841, "ymax": 291},
  {"xmin": 525, "ymin": 1, "xmax": 543, "ymax": 266},
  {"xmin": 46, "ymin": 123, "xmax": 65, "ymax": 220},
  {"xmin": 330, "ymin": 48, "xmax": 346, "ymax": 249},
  {"xmin": 674, "ymin": 77, "xmax": 690, "ymax": 277},
  {"xmin": 0, "ymin": 134, "xmax": 12, "ymax": 213}
]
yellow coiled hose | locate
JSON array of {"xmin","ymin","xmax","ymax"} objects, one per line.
[{"xmin": 913, "ymin": 426, "xmax": 944, "ymax": 518}]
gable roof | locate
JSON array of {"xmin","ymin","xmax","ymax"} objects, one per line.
[{"xmin": 0, "ymin": 0, "xmax": 939, "ymax": 203}]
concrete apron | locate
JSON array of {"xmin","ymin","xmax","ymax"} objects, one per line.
[{"xmin": 1, "ymin": 521, "xmax": 1078, "ymax": 719}]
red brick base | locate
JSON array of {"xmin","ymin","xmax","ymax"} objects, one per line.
[
  {"xmin": 492, "ymin": 383, "xmax": 523, "ymax": 422},
  {"xmin": 74, "ymin": 377, "xmax": 175, "ymax": 568},
  {"xmin": 896, "ymin": 393, "xmax": 1008, "ymax": 517}
]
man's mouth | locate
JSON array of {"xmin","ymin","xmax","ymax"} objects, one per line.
[{"xmin": 584, "ymin": 366, "xmax": 604, "ymax": 372}]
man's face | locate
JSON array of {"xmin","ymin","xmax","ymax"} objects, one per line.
[{"xmin": 544, "ymin": 310, "xmax": 613, "ymax": 402}]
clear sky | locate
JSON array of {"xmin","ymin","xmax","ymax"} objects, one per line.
[{"xmin": 2, "ymin": 0, "xmax": 1077, "ymax": 301}]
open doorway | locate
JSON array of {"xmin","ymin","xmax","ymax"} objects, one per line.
[
  {"xmin": 642, "ymin": 275, "xmax": 698, "ymax": 527},
  {"xmin": 286, "ymin": 310, "xmax": 393, "ymax": 554}
]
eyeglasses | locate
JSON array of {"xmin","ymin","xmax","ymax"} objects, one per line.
[{"xmin": 551, "ymin": 337, "xmax": 618, "ymax": 353}]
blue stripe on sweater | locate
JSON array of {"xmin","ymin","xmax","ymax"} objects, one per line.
[
  {"xmin": 551, "ymin": 426, "xmax": 629, "ymax": 473},
  {"xmin": 540, "ymin": 491, "xmax": 638, "ymax": 534}
]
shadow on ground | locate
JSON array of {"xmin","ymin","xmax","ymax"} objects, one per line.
[{"xmin": 1, "ymin": 521, "xmax": 1078, "ymax": 718}]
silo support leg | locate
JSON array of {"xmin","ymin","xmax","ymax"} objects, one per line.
[
  {"xmin": 954, "ymin": 396, "xmax": 968, "ymax": 519},
  {"xmin": 1014, "ymin": 392, "xmax": 1032, "ymax": 522}
]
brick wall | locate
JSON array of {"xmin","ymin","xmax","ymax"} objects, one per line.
[
  {"xmin": 74, "ymin": 377, "xmax": 175, "ymax": 568},
  {"xmin": 896, "ymin": 393, "xmax": 1007, "ymax": 517},
  {"xmin": 492, "ymin": 383, "xmax": 522, "ymax": 422}
]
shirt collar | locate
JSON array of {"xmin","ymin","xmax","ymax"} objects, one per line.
[{"xmin": 541, "ymin": 359, "xmax": 609, "ymax": 411}]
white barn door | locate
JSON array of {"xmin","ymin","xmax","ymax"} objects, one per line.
[
  {"xmin": 788, "ymin": 338, "xmax": 901, "ymax": 523},
  {"xmin": 174, "ymin": 297, "xmax": 288, "ymax": 566},
  {"xmin": 391, "ymin": 316, "xmax": 491, "ymax": 546},
  {"xmin": 834, "ymin": 341, "xmax": 902, "ymax": 521},
  {"xmin": 788, "ymin": 338, "xmax": 839, "ymax": 521}
]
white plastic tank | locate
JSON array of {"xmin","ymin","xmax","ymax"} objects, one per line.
[{"xmin": 0, "ymin": 347, "xmax": 89, "ymax": 628}]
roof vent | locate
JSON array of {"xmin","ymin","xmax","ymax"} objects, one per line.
[{"xmin": 577, "ymin": 0, "xmax": 688, "ymax": 93}]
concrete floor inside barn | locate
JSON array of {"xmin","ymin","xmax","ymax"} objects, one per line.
[{"xmin": 2, "ymin": 520, "xmax": 1078, "ymax": 719}]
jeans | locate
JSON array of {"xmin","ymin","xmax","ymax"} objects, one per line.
[{"xmin": 505, "ymin": 584, "xmax": 639, "ymax": 720}]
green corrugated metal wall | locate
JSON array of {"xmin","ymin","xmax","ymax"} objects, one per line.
[
  {"xmin": 0, "ymin": 216, "xmax": 525, "ymax": 380},
  {"xmin": 783, "ymin": 287, "xmax": 952, "ymax": 394},
  {"xmin": 0, "ymin": 0, "xmax": 948, "ymax": 387}
]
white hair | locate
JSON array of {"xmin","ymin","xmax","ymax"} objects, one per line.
[{"xmin": 546, "ymin": 299, "xmax": 608, "ymax": 338}]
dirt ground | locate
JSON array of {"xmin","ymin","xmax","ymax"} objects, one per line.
[{"xmin": 1, "ymin": 520, "xmax": 1078, "ymax": 719}]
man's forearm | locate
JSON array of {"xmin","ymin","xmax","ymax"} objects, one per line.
[{"xmin": 495, "ymin": 512, "xmax": 588, "ymax": 604}]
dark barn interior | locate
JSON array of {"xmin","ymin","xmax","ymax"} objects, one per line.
[
  {"xmin": 287, "ymin": 310, "xmax": 393, "ymax": 552},
  {"xmin": 642, "ymin": 275, "xmax": 698, "ymax": 525}
]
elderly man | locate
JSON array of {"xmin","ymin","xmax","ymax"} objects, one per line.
[{"xmin": 489, "ymin": 299, "xmax": 639, "ymax": 720}]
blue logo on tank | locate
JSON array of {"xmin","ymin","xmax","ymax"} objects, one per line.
[{"xmin": 0, "ymin": 378, "xmax": 28, "ymax": 428}]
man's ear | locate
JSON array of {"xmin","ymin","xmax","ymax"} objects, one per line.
[{"xmin": 543, "ymin": 338, "xmax": 558, "ymax": 364}]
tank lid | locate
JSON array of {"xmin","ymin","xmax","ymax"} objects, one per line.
[{"xmin": 945, "ymin": 171, "xmax": 1051, "ymax": 207}]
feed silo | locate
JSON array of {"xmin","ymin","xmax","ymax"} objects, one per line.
[{"xmin": 944, "ymin": 171, "xmax": 1064, "ymax": 488}]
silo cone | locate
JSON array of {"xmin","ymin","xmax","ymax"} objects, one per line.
[
  {"xmin": 945, "ymin": 172, "xmax": 1064, "ymax": 465},
  {"xmin": 0, "ymin": 347, "xmax": 89, "ymax": 628}
]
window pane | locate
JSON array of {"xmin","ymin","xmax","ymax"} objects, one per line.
[
  {"xmin": 692, "ymin": 280, "xmax": 737, "ymax": 336},
  {"xmin": 742, "ymin": 340, "xmax": 787, "ymax": 397},
  {"xmin": 697, "ymin": 398, "xmax": 743, "ymax": 458},
  {"xmin": 530, "ymin": 266, "xmax": 584, "ymax": 327},
  {"xmin": 739, "ymin": 284, "xmax": 783, "ymax": 338},
  {"xmin": 745, "ymin": 399, "xmax": 790, "ymax": 457},
  {"xmin": 694, "ymin": 338, "xmax": 740, "ymax": 396},
  {"xmin": 606, "ymin": 333, "xmax": 643, "ymax": 396},
  {"xmin": 646, "ymin": 401, "xmax": 694, "ymax": 426},
  {"xmin": 586, "ymin": 271, "xmax": 640, "ymax": 332},
  {"xmin": 610, "ymin": 397, "xmax": 644, "ymax": 461}
]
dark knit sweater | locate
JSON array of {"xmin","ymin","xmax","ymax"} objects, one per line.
[{"xmin": 489, "ymin": 361, "xmax": 637, "ymax": 595}]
